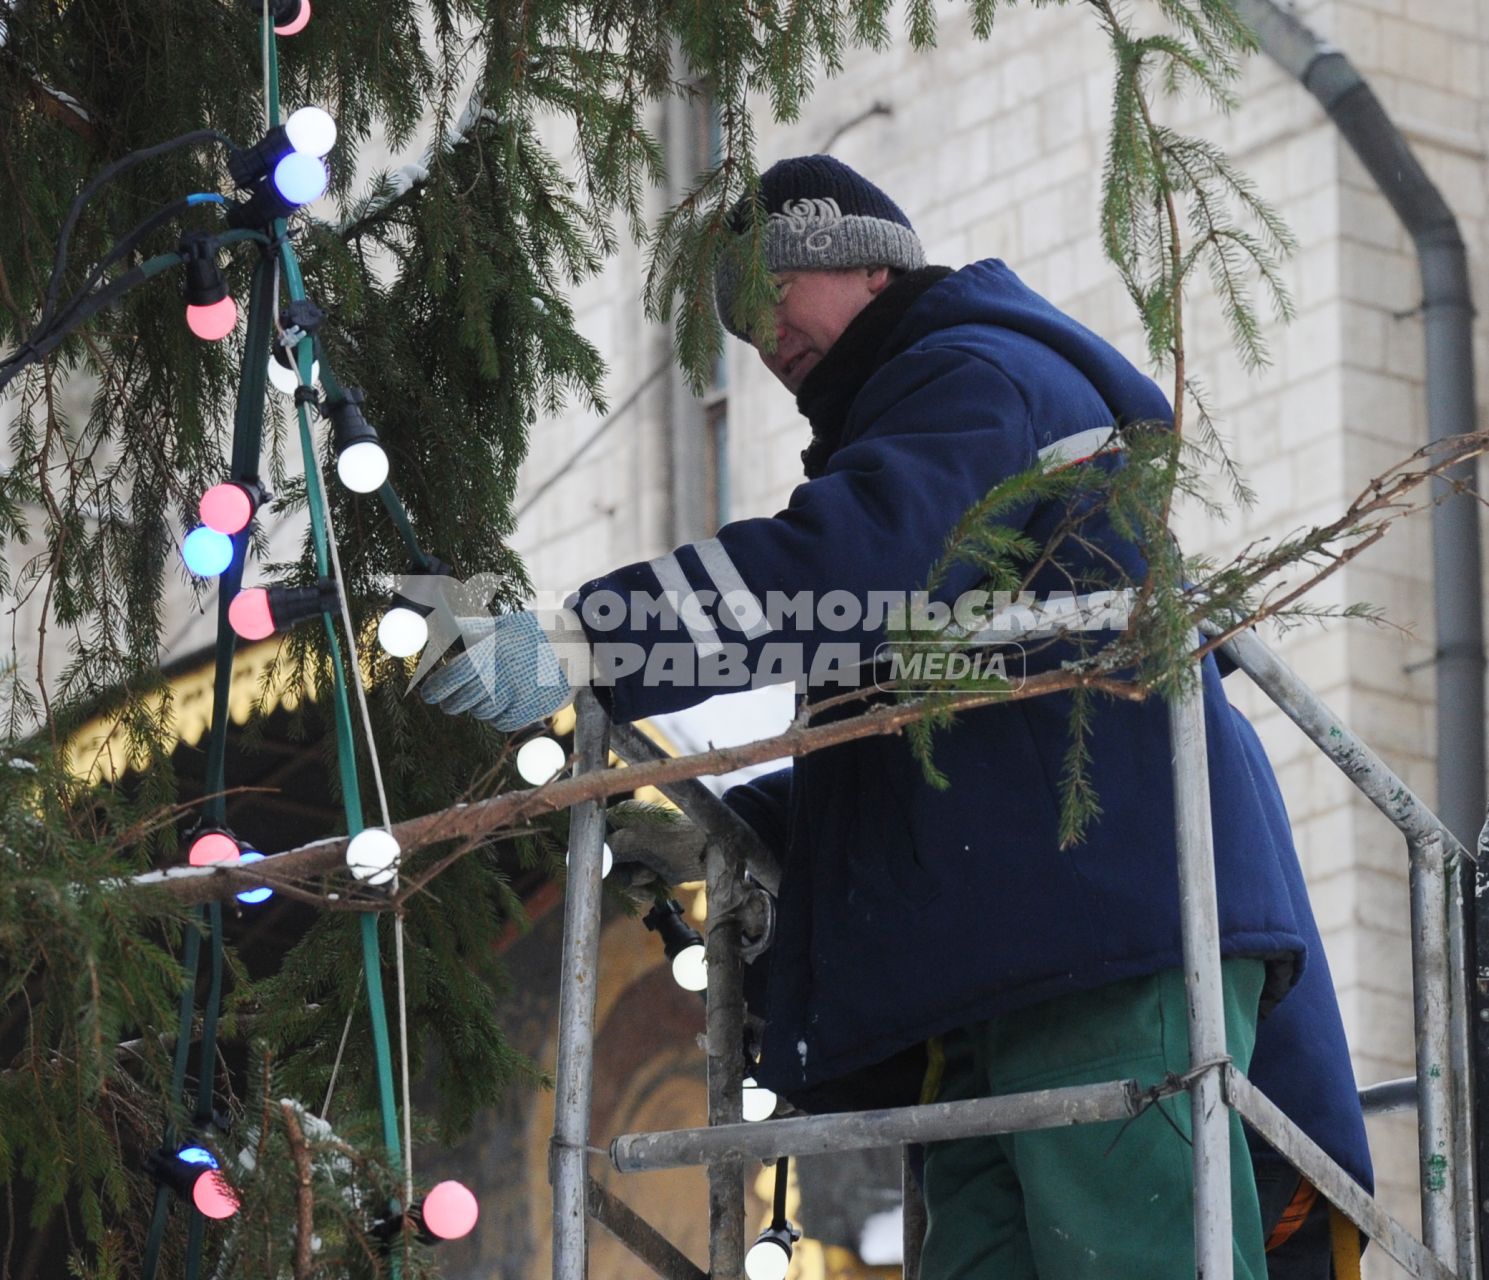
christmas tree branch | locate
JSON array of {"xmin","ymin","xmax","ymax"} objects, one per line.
[{"xmin": 110, "ymin": 429, "xmax": 1488, "ymax": 910}]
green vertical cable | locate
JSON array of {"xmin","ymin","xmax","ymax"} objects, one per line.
[
  {"xmin": 230, "ymin": 255, "xmax": 278, "ymax": 476},
  {"xmin": 359, "ymin": 914, "xmax": 403, "ymax": 1160},
  {"xmin": 184, "ymin": 907, "xmax": 223, "ymax": 1280},
  {"xmin": 288, "ymin": 373, "xmax": 402, "ymax": 1156},
  {"xmin": 168, "ymin": 250, "xmax": 275, "ymax": 1280},
  {"xmin": 316, "ymin": 358, "xmax": 429, "ymax": 572},
  {"xmin": 278, "ymin": 207, "xmax": 403, "ymax": 1172},
  {"xmin": 265, "ymin": 11, "xmax": 281, "ymax": 126},
  {"xmin": 204, "ymin": 253, "xmax": 273, "ymax": 805},
  {"xmin": 184, "ymin": 1208, "xmax": 207, "ymax": 1280},
  {"xmin": 141, "ymin": 917, "xmax": 204, "ymax": 1276},
  {"xmin": 140, "ymin": 1184, "xmax": 173, "ymax": 1278},
  {"xmin": 194, "ymin": 905, "xmax": 225, "ymax": 1128}
]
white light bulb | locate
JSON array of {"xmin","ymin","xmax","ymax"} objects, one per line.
[
  {"xmin": 742, "ymin": 1077, "xmax": 778, "ymax": 1123},
  {"xmin": 745, "ymin": 1238, "xmax": 790, "ymax": 1280},
  {"xmin": 671, "ymin": 942, "xmax": 708, "ymax": 993},
  {"xmin": 378, "ymin": 606, "xmax": 428, "ymax": 657},
  {"xmin": 346, "ymin": 828, "xmax": 400, "ymax": 885},
  {"xmin": 285, "ymin": 106, "xmax": 337, "ymax": 158},
  {"xmin": 564, "ymin": 840, "xmax": 614, "ymax": 878},
  {"xmin": 336, "ymin": 440, "xmax": 389, "ymax": 493},
  {"xmin": 515, "ymin": 736, "xmax": 566, "ymax": 785},
  {"xmin": 267, "ymin": 354, "xmax": 320, "ymax": 396}
]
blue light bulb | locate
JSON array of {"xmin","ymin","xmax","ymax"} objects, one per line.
[
  {"xmin": 235, "ymin": 850, "xmax": 273, "ymax": 905},
  {"xmin": 181, "ymin": 526, "xmax": 234, "ymax": 577},
  {"xmin": 273, "ymin": 153, "xmax": 328, "ymax": 205},
  {"xmin": 177, "ymin": 1147, "xmax": 218, "ymax": 1168}
]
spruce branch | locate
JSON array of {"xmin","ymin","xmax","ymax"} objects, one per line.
[{"xmin": 99, "ymin": 432, "xmax": 1488, "ymax": 912}]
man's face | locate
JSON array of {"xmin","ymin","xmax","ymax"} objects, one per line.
[{"xmin": 752, "ymin": 266, "xmax": 891, "ymax": 394}]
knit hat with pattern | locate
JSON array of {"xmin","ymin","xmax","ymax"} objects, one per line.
[{"xmin": 715, "ymin": 155, "xmax": 926, "ymax": 339}]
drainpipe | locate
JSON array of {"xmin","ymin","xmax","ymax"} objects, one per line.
[
  {"xmin": 1232, "ymin": 6, "xmax": 1484, "ymax": 1275},
  {"xmin": 1229, "ymin": 0, "xmax": 1483, "ymax": 849}
]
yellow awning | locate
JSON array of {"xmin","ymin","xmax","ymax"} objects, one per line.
[{"xmin": 65, "ymin": 640, "xmax": 313, "ymax": 783}]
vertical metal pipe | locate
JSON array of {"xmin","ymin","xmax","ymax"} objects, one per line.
[
  {"xmin": 1409, "ymin": 832, "xmax": 1458, "ymax": 1259},
  {"xmin": 1226, "ymin": 12, "xmax": 1486, "ymax": 1259},
  {"xmin": 1447, "ymin": 856, "xmax": 1480, "ymax": 1279},
  {"xmin": 704, "ymin": 835, "xmax": 747, "ymax": 1280},
  {"xmin": 902, "ymin": 1148, "xmax": 926, "ymax": 1280},
  {"xmin": 1169, "ymin": 677, "xmax": 1233, "ymax": 1280},
  {"xmin": 1232, "ymin": 0, "xmax": 1484, "ymax": 858},
  {"xmin": 551, "ymin": 691, "xmax": 612, "ymax": 1280}
]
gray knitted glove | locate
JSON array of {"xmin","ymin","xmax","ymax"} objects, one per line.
[{"xmin": 419, "ymin": 611, "xmax": 573, "ymax": 730}]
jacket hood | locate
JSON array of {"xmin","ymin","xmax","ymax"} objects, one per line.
[{"xmin": 869, "ymin": 258, "xmax": 1174, "ymax": 436}]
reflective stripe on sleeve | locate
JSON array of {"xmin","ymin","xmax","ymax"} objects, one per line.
[
  {"xmin": 1036, "ymin": 425, "xmax": 1120, "ymax": 470},
  {"xmin": 693, "ymin": 538, "xmax": 772, "ymax": 640},
  {"xmin": 648, "ymin": 552, "xmax": 725, "ymax": 658}
]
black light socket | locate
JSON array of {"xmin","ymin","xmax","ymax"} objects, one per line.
[
  {"xmin": 326, "ymin": 387, "xmax": 379, "ymax": 450},
  {"xmin": 273, "ymin": 299, "xmax": 327, "ymax": 369},
  {"xmin": 267, "ymin": 0, "xmax": 306, "ymax": 25},
  {"xmin": 643, "ymin": 898, "xmax": 703, "ymax": 960},
  {"xmin": 228, "ymin": 127, "xmax": 292, "ymax": 189},
  {"xmin": 266, "ymin": 579, "xmax": 341, "ymax": 631},
  {"xmin": 368, "ymin": 1200, "xmax": 442, "ymax": 1249},
  {"xmin": 180, "ymin": 235, "xmax": 228, "ymax": 307},
  {"xmin": 390, "ymin": 556, "xmax": 454, "ymax": 617},
  {"xmin": 227, "ymin": 182, "xmax": 297, "ymax": 231}
]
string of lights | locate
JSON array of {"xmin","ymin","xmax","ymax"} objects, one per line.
[
  {"xmin": 1, "ymin": 0, "xmax": 790, "ymax": 1265},
  {"xmin": 0, "ymin": 0, "xmax": 488, "ymax": 1271}
]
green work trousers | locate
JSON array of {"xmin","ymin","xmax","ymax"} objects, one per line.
[{"xmin": 920, "ymin": 960, "xmax": 1268, "ymax": 1279}]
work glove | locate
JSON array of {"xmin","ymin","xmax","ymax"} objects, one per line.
[{"xmin": 419, "ymin": 609, "xmax": 586, "ymax": 730}]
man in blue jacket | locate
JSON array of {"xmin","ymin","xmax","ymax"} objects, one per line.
[
  {"xmin": 424, "ymin": 155, "xmax": 1370, "ymax": 1277},
  {"xmin": 725, "ymin": 723, "xmax": 1372, "ymax": 1280}
]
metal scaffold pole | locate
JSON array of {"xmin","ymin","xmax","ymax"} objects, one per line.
[
  {"xmin": 704, "ymin": 833, "xmax": 748, "ymax": 1280},
  {"xmin": 1408, "ymin": 831, "xmax": 1459, "ymax": 1261},
  {"xmin": 902, "ymin": 1148, "xmax": 927, "ymax": 1280},
  {"xmin": 554, "ymin": 625, "xmax": 1476, "ymax": 1280},
  {"xmin": 552, "ymin": 690, "xmax": 612, "ymax": 1280},
  {"xmin": 1170, "ymin": 671, "xmax": 1233, "ymax": 1280}
]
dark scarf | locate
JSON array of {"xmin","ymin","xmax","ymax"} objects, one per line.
[{"xmin": 796, "ymin": 265, "xmax": 953, "ymax": 478}]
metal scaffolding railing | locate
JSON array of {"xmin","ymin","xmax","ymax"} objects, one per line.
[{"xmin": 549, "ymin": 628, "xmax": 1480, "ymax": 1280}]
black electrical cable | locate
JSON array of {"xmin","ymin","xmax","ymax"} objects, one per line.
[
  {"xmin": 0, "ymin": 219, "xmax": 260, "ymax": 394},
  {"xmin": 0, "ymin": 259, "xmax": 165, "ymax": 392},
  {"xmin": 38, "ymin": 129, "xmax": 235, "ymax": 336},
  {"xmin": 39, "ymin": 197, "xmax": 201, "ymax": 342}
]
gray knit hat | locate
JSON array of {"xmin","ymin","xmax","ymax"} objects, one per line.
[{"xmin": 715, "ymin": 155, "xmax": 926, "ymax": 339}]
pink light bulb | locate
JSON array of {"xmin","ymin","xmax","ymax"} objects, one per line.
[
  {"xmin": 188, "ymin": 832, "xmax": 240, "ymax": 867},
  {"xmin": 274, "ymin": 0, "xmax": 311, "ymax": 36},
  {"xmin": 228, "ymin": 589, "xmax": 276, "ymax": 641},
  {"xmin": 191, "ymin": 1170, "xmax": 239, "ymax": 1220},
  {"xmin": 199, "ymin": 484, "xmax": 253, "ymax": 535},
  {"xmin": 421, "ymin": 1180, "xmax": 478, "ymax": 1240},
  {"xmin": 185, "ymin": 296, "xmax": 238, "ymax": 341}
]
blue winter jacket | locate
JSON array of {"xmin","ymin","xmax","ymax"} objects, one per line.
[
  {"xmin": 573, "ymin": 260, "xmax": 1306, "ymax": 1094},
  {"xmin": 725, "ymin": 717, "xmax": 1374, "ymax": 1194}
]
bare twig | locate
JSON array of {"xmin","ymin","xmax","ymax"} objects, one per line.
[
  {"xmin": 280, "ymin": 1102, "xmax": 315, "ymax": 1280},
  {"xmin": 117, "ymin": 665, "xmax": 1147, "ymax": 908}
]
